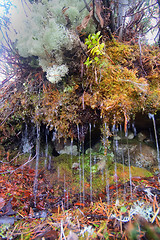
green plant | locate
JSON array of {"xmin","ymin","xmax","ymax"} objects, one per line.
[{"xmin": 84, "ymin": 31, "xmax": 105, "ymax": 67}]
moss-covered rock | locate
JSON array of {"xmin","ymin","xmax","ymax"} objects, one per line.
[{"xmin": 42, "ymin": 152, "xmax": 153, "ymax": 200}]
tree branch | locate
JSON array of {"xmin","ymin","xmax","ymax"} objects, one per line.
[{"xmin": 83, "ymin": 0, "xmax": 91, "ymax": 12}]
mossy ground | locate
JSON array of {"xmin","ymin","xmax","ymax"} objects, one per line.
[{"xmin": 37, "ymin": 153, "xmax": 153, "ymax": 201}]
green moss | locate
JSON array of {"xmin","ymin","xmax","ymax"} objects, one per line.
[
  {"xmin": 131, "ymin": 166, "xmax": 153, "ymax": 177},
  {"xmin": 43, "ymin": 152, "xmax": 153, "ymax": 197}
]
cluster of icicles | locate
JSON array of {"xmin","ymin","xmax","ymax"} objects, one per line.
[{"xmin": 23, "ymin": 114, "xmax": 159, "ymax": 209}]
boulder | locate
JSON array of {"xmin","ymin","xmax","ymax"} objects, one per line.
[
  {"xmin": 113, "ymin": 140, "xmax": 157, "ymax": 171},
  {"xmin": 113, "ymin": 131, "xmax": 135, "ymax": 141},
  {"xmin": 134, "ymin": 144, "xmax": 157, "ymax": 170},
  {"xmin": 59, "ymin": 145, "xmax": 78, "ymax": 156}
]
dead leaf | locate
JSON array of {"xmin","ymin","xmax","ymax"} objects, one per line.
[
  {"xmin": 95, "ymin": 2, "xmax": 104, "ymax": 28},
  {"xmin": 76, "ymin": 10, "xmax": 93, "ymax": 32}
]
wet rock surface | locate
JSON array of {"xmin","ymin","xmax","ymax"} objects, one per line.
[
  {"xmin": 134, "ymin": 144, "xmax": 157, "ymax": 170},
  {"xmin": 114, "ymin": 142, "xmax": 157, "ymax": 170}
]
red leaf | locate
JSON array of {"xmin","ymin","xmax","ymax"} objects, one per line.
[{"xmin": 74, "ymin": 202, "xmax": 85, "ymax": 207}]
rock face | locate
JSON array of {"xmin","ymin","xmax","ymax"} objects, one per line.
[
  {"xmin": 54, "ymin": 138, "xmax": 78, "ymax": 156},
  {"xmin": 113, "ymin": 139, "xmax": 157, "ymax": 171},
  {"xmin": 59, "ymin": 145, "xmax": 78, "ymax": 156},
  {"xmin": 134, "ymin": 144, "xmax": 157, "ymax": 169}
]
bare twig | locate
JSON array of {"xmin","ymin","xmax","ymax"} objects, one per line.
[
  {"xmin": 0, "ymin": 109, "xmax": 15, "ymax": 126},
  {"xmin": 119, "ymin": 78, "xmax": 148, "ymax": 92},
  {"xmin": 0, "ymin": 155, "xmax": 36, "ymax": 175},
  {"xmin": 83, "ymin": 0, "xmax": 91, "ymax": 12},
  {"xmin": 126, "ymin": 2, "xmax": 158, "ymax": 18}
]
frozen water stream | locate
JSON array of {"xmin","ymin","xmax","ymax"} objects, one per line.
[
  {"xmin": 148, "ymin": 113, "xmax": 160, "ymax": 171},
  {"xmin": 33, "ymin": 123, "xmax": 40, "ymax": 207}
]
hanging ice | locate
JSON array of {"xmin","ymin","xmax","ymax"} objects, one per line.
[{"xmin": 148, "ymin": 113, "xmax": 160, "ymax": 171}]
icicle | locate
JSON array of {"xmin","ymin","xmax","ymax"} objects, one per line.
[
  {"xmin": 112, "ymin": 124, "xmax": 118, "ymax": 200},
  {"xmin": 149, "ymin": 128, "xmax": 153, "ymax": 142},
  {"xmin": 79, "ymin": 142, "xmax": 82, "ymax": 203},
  {"xmin": 66, "ymin": 186, "xmax": 69, "ymax": 210},
  {"xmin": 125, "ymin": 122, "xmax": 133, "ymax": 199},
  {"xmin": 114, "ymin": 138, "xmax": 119, "ymax": 152},
  {"xmin": 60, "ymin": 220, "xmax": 66, "ymax": 240},
  {"xmin": 33, "ymin": 123, "xmax": 40, "ymax": 207},
  {"xmin": 114, "ymin": 159, "xmax": 118, "ymax": 200},
  {"xmin": 23, "ymin": 122, "xmax": 31, "ymax": 154},
  {"xmin": 120, "ymin": 124, "xmax": 126, "ymax": 200},
  {"xmin": 77, "ymin": 124, "xmax": 80, "ymax": 141},
  {"xmin": 48, "ymin": 155, "xmax": 52, "ymax": 170},
  {"xmin": 112, "ymin": 124, "xmax": 116, "ymax": 133},
  {"xmin": 44, "ymin": 126, "xmax": 49, "ymax": 169},
  {"xmin": 106, "ymin": 167, "xmax": 110, "ymax": 205},
  {"xmin": 132, "ymin": 122, "xmax": 137, "ymax": 136},
  {"xmin": 64, "ymin": 172, "xmax": 68, "ymax": 209},
  {"xmin": 52, "ymin": 129, "xmax": 56, "ymax": 142},
  {"xmin": 89, "ymin": 123, "xmax": 92, "ymax": 203},
  {"xmin": 121, "ymin": 149, "xmax": 126, "ymax": 200},
  {"xmin": 77, "ymin": 124, "xmax": 82, "ymax": 203},
  {"xmin": 148, "ymin": 113, "xmax": 160, "ymax": 171},
  {"xmin": 64, "ymin": 174, "xmax": 66, "ymax": 209},
  {"xmin": 128, "ymin": 148, "xmax": 132, "ymax": 199},
  {"xmin": 104, "ymin": 123, "xmax": 107, "ymax": 155}
]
